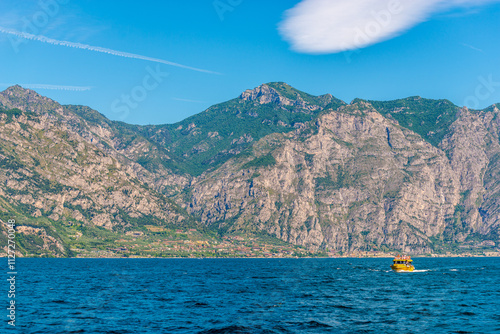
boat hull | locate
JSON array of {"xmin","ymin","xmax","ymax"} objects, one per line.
[{"xmin": 390, "ymin": 264, "xmax": 415, "ymax": 272}]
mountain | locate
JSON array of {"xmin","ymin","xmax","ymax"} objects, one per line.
[
  {"xmin": 0, "ymin": 83, "xmax": 498, "ymax": 257},
  {"xmin": 128, "ymin": 82, "xmax": 345, "ymax": 176},
  {"xmin": 0, "ymin": 86, "xmax": 195, "ymax": 256}
]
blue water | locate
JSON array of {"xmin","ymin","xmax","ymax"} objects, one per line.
[{"xmin": 7, "ymin": 257, "xmax": 500, "ymax": 333}]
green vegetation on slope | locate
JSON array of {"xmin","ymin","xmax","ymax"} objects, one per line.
[
  {"xmin": 64, "ymin": 83, "xmax": 346, "ymax": 176},
  {"xmin": 267, "ymin": 82, "xmax": 345, "ymax": 110},
  {"xmin": 0, "ymin": 107, "xmax": 23, "ymax": 122},
  {"xmin": 368, "ymin": 97, "xmax": 460, "ymax": 146},
  {"xmin": 130, "ymin": 85, "xmax": 341, "ymax": 175},
  {"xmin": 242, "ymin": 153, "xmax": 276, "ymax": 170}
]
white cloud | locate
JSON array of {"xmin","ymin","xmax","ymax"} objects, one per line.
[{"xmin": 278, "ymin": 0, "xmax": 500, "ymax": 54}]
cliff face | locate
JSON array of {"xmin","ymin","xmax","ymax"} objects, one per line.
[
  {"xmin": 130, "ymin": 82, "xmax": 344, "ymax": 176},
  {"xmin": 0, "ymin": 86, "xmax": 193, "ymax": 256},
  {"xmin": 439, "ymin": 106, "xmax": 500, "ymax": 239},
  {"xmin": 0, "ymin": 84, "xmax": 498, "ymax": 256},
  {"xmin": 186, "ymin": 99, "xmax": 500, "ymax": 254}
]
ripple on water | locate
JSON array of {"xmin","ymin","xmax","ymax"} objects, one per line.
[{"xmin": 14, "ymin": 257, "xmax": 500, "ymax": 334}]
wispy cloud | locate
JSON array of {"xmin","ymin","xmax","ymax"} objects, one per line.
[
  {"xmin": 172, "ymin": 97, "xmax": 207, "ymax": 103},
  {"xmin": 0, "ymin": 83, "xmax": 92, "ymax": 91},
  {"xmin": 461, "ymin": 43, "xmax": 484, "ymax": 53},
  {"xmin": 279, "ymin": 0, "xmax": 500, "ymax": 54},
  {"xmin": 0, "ymin": 26, "xmax": 220, "ymax": 74}
]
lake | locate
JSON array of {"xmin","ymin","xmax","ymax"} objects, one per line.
[{"xmin": 8, "ymin": 257, "xmax": 500, "ymax": 333}]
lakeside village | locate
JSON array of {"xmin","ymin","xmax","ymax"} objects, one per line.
[{"xmin": 5, "ymin": 224, "xmax": 497, "ymax": 258}]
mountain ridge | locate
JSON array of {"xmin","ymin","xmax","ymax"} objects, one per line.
[{"xmin": 1, "ymin": 83, "xmax": 499, "ymax": 257}]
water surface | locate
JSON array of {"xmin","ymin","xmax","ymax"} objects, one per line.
[{"xmin": 10, "ymin": 257, "xmax": 500, "ymax": 333}]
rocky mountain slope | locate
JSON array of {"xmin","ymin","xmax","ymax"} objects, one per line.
[
  {"xmin": 128, "ymin": 82, "xmax": 344, "ymax": 176},
  {"xmin": 0, "ymin": 83, "xmax": 498, "ymax": 256},
  {"xmin": 0, "ymin": 86, "xmax": 194, "ymax": 256}
]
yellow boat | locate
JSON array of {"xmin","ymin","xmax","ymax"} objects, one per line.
[{"xmin": 390, "ymin": 255, "xmax": 415, "ymax": 272}]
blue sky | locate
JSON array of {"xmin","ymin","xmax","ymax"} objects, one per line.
[{"xmin": 0, "ymin": 0, "xmax": 499, "ymax": 125}]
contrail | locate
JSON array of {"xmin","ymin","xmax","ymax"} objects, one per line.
[
  {"xmin": 0, "ymin": 83, "xmax": 93, "ymax": 91},
  {"xmin": 0, "ymin": 26, "xmax": 220, "ymax": 74}
]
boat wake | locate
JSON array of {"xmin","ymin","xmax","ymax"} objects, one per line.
[{"xmin": 411, "ymin": 269, "xmax": 430, "ymax": 273}]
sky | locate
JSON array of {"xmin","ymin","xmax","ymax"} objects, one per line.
[{"xmin": 0, "ymin": 0, "xmax": 499, "ymax": 125}]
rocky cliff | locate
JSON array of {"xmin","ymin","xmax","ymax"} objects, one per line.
[
  {"xmin": 0, "ymin": 86, "xmax": 194, "ymax": 256},
  {"xmin": 1, "ymin": 83, "xmax": 498, "ymax": 256}
]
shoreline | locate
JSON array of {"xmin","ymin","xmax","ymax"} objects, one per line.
[{"xmin": 2, "ymin": 255, "xmax": 499, "ymax": 259}]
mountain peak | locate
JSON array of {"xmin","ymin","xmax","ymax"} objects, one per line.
[
  {"xmin": 239, "ymin": 82, "xmax": 344, "ymax": 111},
  {"xmin": 1, "ymin": 84, "xmax": 34, "ymax": 97},
  {"xmin": 0, "ymin": 84, "xmax": 61, "ymax": 113},
  {"xmin": 4, "ymin": 84, "xmax": 44, "ymax": 94},
  {"xmin": 240, "ymin": 82, "xmax": 322, "ymax": 111},
  {"xmin": 239, "ymin": 83, "xmax": 287, "ymax": 104}
]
